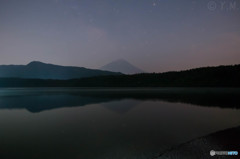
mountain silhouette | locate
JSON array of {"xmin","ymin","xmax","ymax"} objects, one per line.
[
  {"xmin": 100, "ymin": 59, "xmax": 144, "ymax": 74},
  {"xmin": 0, "ymin": 64, "xmax": 239, "ymax": 87},
  {"xmin": 0, "ymin": 61, "xmax": 122, "ymax": 80}
]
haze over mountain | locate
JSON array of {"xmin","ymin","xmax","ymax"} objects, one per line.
[
  {"xmin": 0, "ymin": 61, "xmax": 121, "ymax": 80},
  {"xmin": 100, "ymin": 59, "xmax": 144, "ymax": 74}
]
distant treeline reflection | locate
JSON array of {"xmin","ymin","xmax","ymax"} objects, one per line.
[{"xmin": 0, "ymin": 88, "xmax": 239, "ymax": 112}]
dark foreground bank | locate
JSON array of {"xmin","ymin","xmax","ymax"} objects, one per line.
[{"xmin": 156, "ymin": 126, "xmax": 240, "ymax": 159}]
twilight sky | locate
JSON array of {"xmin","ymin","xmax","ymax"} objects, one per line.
[{"xmin": 0, "ymin": 0, "xmax": 240, "ymax": 72}]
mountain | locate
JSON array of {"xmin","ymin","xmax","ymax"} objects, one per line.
[
  {"xmin": 100, "ymin": 59, "xmax": 144, "ymax": 74},
  {"xmin": 0, "ymin": 64, "xmax": 239, "ymax": 87},
  {"xmin": 0, "ymin": 61, "xmax": 122, "ymax": 80}
]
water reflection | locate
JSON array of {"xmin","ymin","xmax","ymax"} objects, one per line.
[
  {"xmin": 0, "ymin": 88, "xmax": 239, "ymax": 159},
  {"xmin": 0, "ymin": 88, "xmax": 239, "ymax": 112}
]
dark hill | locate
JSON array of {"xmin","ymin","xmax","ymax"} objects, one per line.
[
  {"xmin": 71, "ymin": 64, "xmax": 240, "ymax": 87},
  {"xmin": 0, "ymin": 61, "xmax": 122, "ymax": 80},
  {"xmin": 0, "ymin": 64, "xmax": 239, "ymax": 87}
]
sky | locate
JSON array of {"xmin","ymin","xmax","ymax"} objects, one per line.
[{"xmin": 0, "ymin": 0, "xmax": 240, "ymax": 72}]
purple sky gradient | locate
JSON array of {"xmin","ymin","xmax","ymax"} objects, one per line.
[{"xmin": 0, "ymin": 0, "xmax": 240, "ymax": 72}]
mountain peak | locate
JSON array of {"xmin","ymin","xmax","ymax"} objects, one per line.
[
  {"xmin": 111, "ymin": 59, "xmax": 131, "ymax": 64},
  {"xmin": 27, "ymin": 61, "xmax": 46, "ymax": 66},
  {"xmin": 114, "ymin": 59, "xmax": 128, "ymax": 62},
  {"xmin": 101, "ymin": 59, "xmax": 144, "ymax": 74}
]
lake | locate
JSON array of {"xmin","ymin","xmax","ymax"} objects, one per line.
[{"xmin": 0, "ymin": 88, "xmax": 239, "ymax": 159}]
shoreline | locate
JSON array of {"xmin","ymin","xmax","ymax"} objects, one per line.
[{"xmin": 156, "ymin": 126, "xmax": 240, "ymax": 158}]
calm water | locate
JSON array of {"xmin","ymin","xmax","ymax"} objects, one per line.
[{"xmin": 0, "ymin": 88, "xmax": 240, "ymax": 159}]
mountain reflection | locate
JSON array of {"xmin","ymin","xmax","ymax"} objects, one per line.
[{"xmin": 0, "ymin": 88, "xmax": 239, "ymax": 113}]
